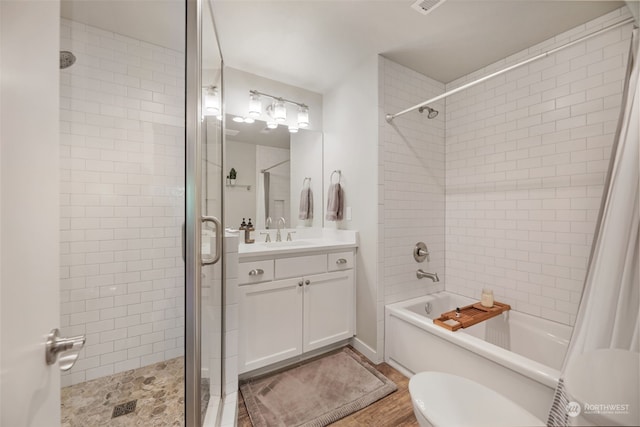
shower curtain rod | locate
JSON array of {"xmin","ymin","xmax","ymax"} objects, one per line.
[
  {"xmin": 261, "ymin": 159, "xmax": 290, "ymax": 173},
  {"xmin": 386, "ymin": 17, "xmax": 636, "ymax": 123}
]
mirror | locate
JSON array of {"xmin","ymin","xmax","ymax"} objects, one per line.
[{"xmin": 224, "ymin": 115, "xmax": 323, "ymax": 230}]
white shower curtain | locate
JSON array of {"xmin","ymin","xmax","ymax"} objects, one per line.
[{"xmin": 548, "ymin": 27, "xmax": 639, "ymax": 425}]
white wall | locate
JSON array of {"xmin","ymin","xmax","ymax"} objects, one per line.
[
  {"xmin": 290, "ymin": 130, "xmax": 323, "ymax": 228},
  {"xmin": 626, "ymin": 1, "xmax": 639, "ymax": 22},
  {"xmin": 444, "ymin": 7, "xmax": 633, "ymax": 325},
  {"xmin": 59, "ymin": 19, "xmax": 185, "ymax": 386},
  {"xmin": 1, "ymin": 1, "xmax": 61, "ymax": 425},
  {"xmin": 225, "ymin": 67, "xmax": 323, "ymax": 132},
  {"xmin": 225, "ymin": 140, "xmax": 256, "ymax": 228},
  {"xmin": 323, "ymin": 55, "xmax": 380, "ymax": 360},
  {"xmin": 378, "ymin": 57, "xmax": 446, "ymax": 306}
]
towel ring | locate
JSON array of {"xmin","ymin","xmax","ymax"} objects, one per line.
[{"xmin": 330, "ymin": 170, "xmax": 342, "ymax": 184}]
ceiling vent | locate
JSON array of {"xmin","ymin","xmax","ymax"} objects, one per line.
[{"xmin": 410, "ymin": 0, "xmax": 446, "ymax": 16}]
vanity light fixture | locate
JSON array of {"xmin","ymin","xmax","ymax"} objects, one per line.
[
  {"xmin": 273, "ymin": 99, "xmax": 287, "ymax": 122},
  {"xmin": 248, "ymin": 92, "xmax": 262, "ymax": 118},
  {"xmin": 297, "ymin": 105, "xmax": 309, "ymax": 128},
  {"xmin": 249, "ymin": 89, "xmax": 310, "ymax": 128},
  {"xmin": 230, "ymin": 114, "xmax": 256, "ymax": 124},
  {"xmin": 203, "ymin": 85, "xmax": 220, "ymax": 116},
  {"xmin": 266, "ymin": 120, "xmax": 278, "ymax": 129},
  {"xmin": 288, "ymin": 125, "xmax": 299, "ymax": 134}
]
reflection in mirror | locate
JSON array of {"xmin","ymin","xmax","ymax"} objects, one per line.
[{"xmin": 224, "ymin": 115, "xmax": 323, "ymax": 230}]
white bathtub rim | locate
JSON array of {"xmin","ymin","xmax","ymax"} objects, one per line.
[{"xmin": 386, "ymin": 300, "xmax": 562, "ymax": 389}]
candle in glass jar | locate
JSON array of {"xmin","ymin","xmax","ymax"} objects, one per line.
[{"xmin": 481, "ymin": 288, "xmax": 494, "ymax": 308}]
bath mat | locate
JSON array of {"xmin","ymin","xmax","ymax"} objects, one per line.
[{"xmin": 240, "ymin": 347, "xmax": 397, "ymax": 427}]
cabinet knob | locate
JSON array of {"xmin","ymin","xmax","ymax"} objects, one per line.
[
  {"xmin": 305, "ymin": 279, "xmax": 311, "ymax": 285},
  {"xmin": 336, "ymin": 258, "xmax": 348, "ymax": 265},
  {"xmin": 298, "ymin": 281, "xmax": 303, "ymax": 287},
  {"xmin": 249, "ymin": 268, "xmax": 264, "ymax": 276}
]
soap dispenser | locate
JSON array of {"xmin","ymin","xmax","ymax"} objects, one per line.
[
  {"xmin": 240, "ymin": 218, "xmax": 247, "ymax": 230},
  {"xmin": 244, "ymin": 218, "xmax": 255, "ymax": 244}
]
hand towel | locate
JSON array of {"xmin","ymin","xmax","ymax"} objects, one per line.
[
  {"xmin": 298, "ymin": 187, "xmax": 313, "ymax": 220},
  {"xmin": 325, "ymin": 183, "xmax": 344, "ymax": 221}
]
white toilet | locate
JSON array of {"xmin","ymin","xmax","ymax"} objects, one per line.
[{"xmin": 409, "ymin": 372, "xmax": 545, "ymax": 427}]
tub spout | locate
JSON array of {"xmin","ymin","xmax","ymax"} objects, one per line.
[{"xmin": 417, "ymin": 269, "xmax": 439, "ymax": 282}]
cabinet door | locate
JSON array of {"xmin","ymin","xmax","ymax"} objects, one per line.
[
  {"xmin": 303, "ymin": 270, "xmax": 355, "ymax": 352},
  {"xmin": 238, "ymin": 278, "xmax": 303, "ymax": 373}
]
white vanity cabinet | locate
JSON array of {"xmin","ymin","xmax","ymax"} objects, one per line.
[
  {"xmin": 302, "ymin": 269, "xmax": 354, "ymax": 352},
  {"xmin": 238, "ymin": 250, "xmax": 356, "ymax": 374},
  {"xmin": 238, "ymin": 277, "xmax": 303, "ymax": 373}
]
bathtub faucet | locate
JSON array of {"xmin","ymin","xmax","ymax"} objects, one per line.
[{"xmin": 417, "ymin": 269, "xmax": 439, "ymax": 282}]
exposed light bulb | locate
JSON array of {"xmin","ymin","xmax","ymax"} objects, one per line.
[
  {"xmin": 288, "ymin": 125, "xmax": 299, "ymax": 134},
  {"xmin": 243, "ymin": 117, "xmax": 255, "ymax": 124},
  {"xmin": 297, "ymin": 105, "xmax": 309, "ymax": 128},
  {"xmin": 267, "ymin": 121, "xmax": 278, "ymax": 129},
  {"xmin": 273, "ymin": 99, "xmax": 286, "ymax": 123},
  {"xmin": 248, "ymin": 92, "xmax": 262, "ymax": 118},
  {"xmin": 232, "ymin": 116, "xmax": 244, "ymax": 123}
]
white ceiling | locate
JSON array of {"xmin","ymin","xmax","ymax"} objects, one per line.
[
  {"xmin": 212, "ymin": 0, "xmax": 625, "ymax": 91},
  {"xmin": 61, "ymin": 0, "xmax": 628, "ymax": 93}
]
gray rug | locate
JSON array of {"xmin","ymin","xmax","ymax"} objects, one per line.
[{"xmin": 240, "ymin": 347, "xmax": 397, "ymax": 427}]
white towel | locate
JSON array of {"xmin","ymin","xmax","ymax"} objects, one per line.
[
  {"xmin": 298, "ymin": 187, "xmax": 313, "ymax": 220},
  {"xmin": 325, "ymin": 183, "xmax": 344, "ymax": 221}
]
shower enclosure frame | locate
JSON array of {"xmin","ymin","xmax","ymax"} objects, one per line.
[{"xmin": 186, "ymin": 0, "xmax": 226, "ymax": 425}]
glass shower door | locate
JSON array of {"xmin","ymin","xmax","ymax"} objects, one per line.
[
  {"xmin": 200, "ymin": 0, "xmax": 224, "ymax": 421},
  {"xmin": 185, "ymin": 0, "xmax": 224, "ymax": 425}
]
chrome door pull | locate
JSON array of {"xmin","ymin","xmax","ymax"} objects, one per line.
[
  {"xmin": 336, "ymin": 258, "xmax": 348, "ymax": 265},
  {"xmin": 249, "ymin": 269, "xmax": 264, "ymax": 276},
  {"xmin": 202, "ymin": 216, "xmax": 222, "ymax": 266},
  {"xmin": 45, "ymin": 328, "xmax": 85, "ymax": 371}
]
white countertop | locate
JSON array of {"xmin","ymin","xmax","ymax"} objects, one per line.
[{"xmin": 237, "ymin": 229, "xmax": 358, "ymax": 259}]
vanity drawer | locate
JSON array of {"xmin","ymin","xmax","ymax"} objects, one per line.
[
  {"xmin": 275, "ymin": 254, "xmax": 326, "ymax": 279},
  {"xmin": 328, "ymin": 251, "xmax": 354, "ymax": 271},
  {"xmin": 238, "ymin": 260, "xmax": 274, "ymax": 285}
]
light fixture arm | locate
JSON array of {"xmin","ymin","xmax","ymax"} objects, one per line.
[{"xmin": 250, "ymin": 89, "xmax": 308, "ymax": 109}]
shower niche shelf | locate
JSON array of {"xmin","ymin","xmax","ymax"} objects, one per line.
[{"xmin": 434, "ymin": 301, "xmax": 511, "ymax": 331}]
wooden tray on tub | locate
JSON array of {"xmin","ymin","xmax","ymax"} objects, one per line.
[{"xmin": 433, "ymin": 301, "xmax": 510, "ymax": 331}]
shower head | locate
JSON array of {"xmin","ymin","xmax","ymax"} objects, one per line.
[
  {"xmin": 60, "ymin": 51, "xmax": 76, "ymax": 69},
  {"xmin": 418, "ymin": 105, "xmax": 439, "ymax": 119}
]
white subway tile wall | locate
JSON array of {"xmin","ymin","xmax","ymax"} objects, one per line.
[
  {"xmin": 378, "ymin": 56, "xmax": 446, "ymax": 305},
  {"xmin": 59, "ymin": 19, "xmax": 185, "ymax": 386},
  {"xmin": 444, "ymin": 8, "xmax": 633, "ymax": 325}
]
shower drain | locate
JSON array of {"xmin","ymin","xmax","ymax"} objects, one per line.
[{"xmin": 112, "ymin": 400, "xmax": 137, "ymax": 418}]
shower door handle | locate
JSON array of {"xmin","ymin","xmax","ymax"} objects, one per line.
[
  {"xmin": 45, "ymin": 328, "xmax": 85, "ymax": 371},
  {"xmin": 202, "ymin": 216, "xmax": 222, "ymax": 266}
]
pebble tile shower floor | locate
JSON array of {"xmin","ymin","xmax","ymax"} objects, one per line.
[{"xmin": 61, "ymin": 357, "xmax": 210, "ymax": 426}]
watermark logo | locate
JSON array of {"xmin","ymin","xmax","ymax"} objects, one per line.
[
  {"xmin": 566, "ymin": 401, "xmax": 582, "ymax": 418},
  {"xmin": 583, "ymin": 402, "xmax": 630, "ymax": 416},
  {"xmin": 565, "ymin": 401, "xmax": 631, "ymax": 418}
]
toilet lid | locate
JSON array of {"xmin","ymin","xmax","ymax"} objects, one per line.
[{"xmin": 409, "ymin": 371, "xmax": 545, "ymax": 427}]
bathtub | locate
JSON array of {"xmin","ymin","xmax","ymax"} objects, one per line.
[{"xmin": 385, "ymin": 291, "xmax": 571, "ymax": 421}]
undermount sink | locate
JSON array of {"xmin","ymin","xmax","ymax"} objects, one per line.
[{"xmin": 255, "ymin": 240, "xmax": 313, "ymax": 247}]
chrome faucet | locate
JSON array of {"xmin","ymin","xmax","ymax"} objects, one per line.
[
  {"xmin": 265, "ymin": 216, "xmax": 272, "ymax": 230},
  {"xmin": 417, "ymin": 269, "xmax": 440, "ymax": 282},
  {"xmin": 276, "ymin": 217, "xmax": 286, "ymax": 242}
]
